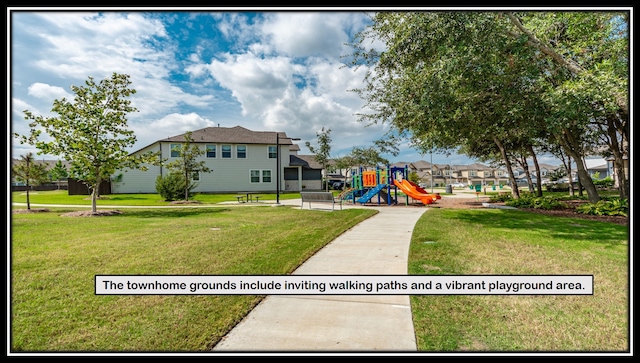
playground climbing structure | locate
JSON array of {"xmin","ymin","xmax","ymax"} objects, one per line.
[{"xmin": 350, "ymin": 165, "xmax": 440, "ymax": 206}]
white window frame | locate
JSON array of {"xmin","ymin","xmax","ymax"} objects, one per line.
[
  {"xmin": 170, "ymin": 144, "xmax": 181, "ymax": 157},
  {"xmin": 237, "ymin": 145, "xmax": 247, "ymax": 159},
  {"xmin": 268, "ymin": 145, "xmax": 277, "ymax": 159},
  {"xmin": 250, "ymin": 169, "xmax": 273, "ymax": 183},
  {"xmin": 206, "ymin": 144, "xmax": 216, "ymax": 158},
  {"xmin": 221, "ymin": 145, "xmax": 232, "ymax": 158}
]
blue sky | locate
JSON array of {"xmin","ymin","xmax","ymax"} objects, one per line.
[{"xmin": 8, "ymin": 7, "xmax": 570, "ymax": 166}]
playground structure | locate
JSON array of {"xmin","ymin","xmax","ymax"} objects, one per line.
[{"xmin": 340, "ymin": 165, "xmax": 440, "ymax": 206}]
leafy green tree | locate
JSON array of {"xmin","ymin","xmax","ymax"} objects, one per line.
[
  {"xmin": 305, "ymin": 127, "xmax": 332, "ymax": 192},
  {"xmin": 16, "ymin": 73, "xmax": 160, "ymax": 212},
  {"xmin": 407, "ymin": 171, "xmax": 420, "ymax": 185},
  {"xmin": 163, "ymin": 131, "xmax": 212, "ymax": 201},
  {"xmin": 49, "ymin": 160, "xmax": 69, "ymax": 189},
  {"xmin": 349, "ymin": 11, "xmax": 627, "ymax": 203},
  {"xmin": 12, "ymin": 153, "xmax": 49, "ymax": 210}
]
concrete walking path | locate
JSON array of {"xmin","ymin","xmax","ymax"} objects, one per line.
[{"xmin": 212, "ymin": 200, "xmax": 427, "ymax": 352}]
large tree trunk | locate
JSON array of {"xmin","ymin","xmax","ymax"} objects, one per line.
[
  {"xmin": 493, "ymin": 137, "xmax": 520, "ymax": 198},
  {"xmin": 563, "ymin": 154, "xmax": 575, "ymax": 197},
  {"xmin": 556, "ymin": 130, "xmax": 600, "ymax": 203},
  {"xmin": 612, "ymin": 157, "xmax": 628, "ymax": 199},
  {"xmin": 517, "ymin": 154, "xmax": 535, "ymax": 193},
  {"xmin": 605, "ymin": 115, "xmax": 629, "ymax": 199},
  {"xmin": 528, "ymin": 145, "xmax": 543, "ymax": 197}
]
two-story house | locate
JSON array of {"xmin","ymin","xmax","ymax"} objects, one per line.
[
  {"xmin": 456, "ymin": 163, "xmax": 510, "ymax": 187},
  {"xmin": 111, "ymin": 125, "xmax": 321, "ymax": 194},
  {"xmin": 513, "ymin": 163, "xmax": 565, "ymax": 185}
]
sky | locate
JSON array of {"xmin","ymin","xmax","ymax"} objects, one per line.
[{"xmin": 8, "ymin": 7, "xmax": 578, "ymax": 167}]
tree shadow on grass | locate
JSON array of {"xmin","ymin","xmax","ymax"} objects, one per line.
[{"xmin": 448, "ymin": 209, "xmax": 629, "ymax": 247}]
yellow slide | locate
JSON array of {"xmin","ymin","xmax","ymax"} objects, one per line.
[{"xmin": 393, "ymin": 179, "xmax": 439, "ymax": 205}]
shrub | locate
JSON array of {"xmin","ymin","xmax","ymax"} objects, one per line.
[
  {"xmin": 489, "ymin": 193, "xmax": 512, "ymax": 203},
  {"xmin": 505, "ymin": 194, "xmax": 567, "ymax": 210},
  {"xmin": 155, "ymin": 173, "xmax": 193, "ymax": 201},
  {"xmin": 592, "ymin": 176, "xmax": 615, "ymax": 190},
  {"xmin": 576, "ymin": 199, "xmax": 628, "ymax": 217}
]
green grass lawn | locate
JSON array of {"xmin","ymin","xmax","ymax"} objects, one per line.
[
  {"xmin": 408, "ymin": 208, "xmax": 628, "ymax": 352},
  {"xmin": 10, "ymin": 191, "xmax": 629, "ymax": 352},
  {"xmin": 11, "ymin": 189, "xmax": 302, "ymax": 206}
]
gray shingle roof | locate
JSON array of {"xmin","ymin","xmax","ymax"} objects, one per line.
[
  {"xmin": 292, "ymin": 154, "xmax": 322, "ymax": 169},
  {"xmin": 160, "ymin": 126, "xmax": 295, "ymax": 145}
]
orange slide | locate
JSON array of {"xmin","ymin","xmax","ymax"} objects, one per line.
[{"xmin": 393, "ymin": 179, "xmax": 439, "ymax": 205}]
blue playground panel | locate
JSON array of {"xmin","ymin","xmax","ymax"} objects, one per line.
[{"xmin": 356, "ymin": 184, "xmax": 387, "ymax": 204}]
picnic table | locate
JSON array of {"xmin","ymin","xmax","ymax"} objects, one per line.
[{"xmin": 236, "ymin": 192, "xmax": 260, "ymax": 203}]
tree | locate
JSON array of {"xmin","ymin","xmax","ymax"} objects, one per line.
[
  {"xmin": 16, "ymin": 73, "xmax": 160, "ymax": 213},
  {"xmin": 163, "ymin": 131, "xmax": 212, "ymax": 201},
  {"xmin": 348, "ymin": 11, "xmax": 627, "ymax": 203},
  {"xmin": 49, "ymin": 160, "xmax": 69, "ymax": 190},
  {"xmin": 305, "ymin": 127, "xmax": 332, "ymax": 192},
  {"xmin": 12, "ymin": 153, "xmax": 49, "ymax": 210}
]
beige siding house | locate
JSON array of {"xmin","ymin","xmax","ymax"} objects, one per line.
[{"xmin": 111, "ymin": 126, "xmax": 318, "ymax": 194}]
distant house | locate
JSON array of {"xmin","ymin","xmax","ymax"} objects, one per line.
[
  {"xmin": 584, "ymin": 158, "xmax": 611, "ymax": 179},
  {"xmin": 10, "ymin": 157, "xmax": 71, "ymax": 191},
  {"xmin": 391, "ymin": 160, "xmax": 512, "ymax": 187},
  {"xmin": 289, "ymin": 154, "xmax": 324, "ymax": 191},
  {"xmin": 111, "ymin": 125, "xmax": 322, "ymax": 194},
  {"xmin": 512, "ymin": 163, "xmax": 564, "ymax": 185},
  {"xmin": 455, "ymin": 163, "xmax": 510, "ymax": 187}
]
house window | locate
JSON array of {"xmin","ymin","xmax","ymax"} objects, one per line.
[
  {"xmin": 485, "ymin": 171, "xmax": 492, "ymax": 177},
  {"xmin": 170, "ymin": 144, "xmax": 181, "ymax": 157},
  {"xmin": 250, "ymin": 169, "xmax": 272, "ymax": 183},
  {"xmin": 262, "ymin": 170, "xmax": 271, "ymax": 183},
  {"xmin": 497, "ymin": 170, "xmax": 504, "ymax": 176},
  {"xmin": 250, "ymin": 170, "xmax": 260, "ymax": 183},
  {"xmin": 221, "ymin": 145, "xmax": 232, "ymax": 158},
  {"xmin": 206, "ymin": 145, "xmax": 216, "ymax": 158},
  {"xmin": 268, "ymin": 145, "xmax": 277, "ymax": 159},
  {"xmin": 192, "ymin": 171, "xmax": 200, "ymax": 181},
  {"xmin": 237, "ymin": 145, "xmax": 247, "ymax": 159},
  {"xmin": 469, "ymin": 170, "xmax": 477, "ymax": 177}
]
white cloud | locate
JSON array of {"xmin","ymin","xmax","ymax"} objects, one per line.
[
  {"xmin": 31, "ymin": 12, "xmax": 170, "ymax": 80},
  {"xmin": 131, "ymin": 112, "xmax": 217, "ymax": 150},
  {"xmin": 206, "ymin": 53, "xmax": 303, "ymax": 116},
  {"xmin": 8, "ymin": 10, "xmax": 487, "ymax": 165},
  {"xmin": 27, "ymin": 82, "xmax": 72, "ymax": 101},
  {"xmin": 261, "ymin": 13, "xmax": 353, "ymax": 59}
]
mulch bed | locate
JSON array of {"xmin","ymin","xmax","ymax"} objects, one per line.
[
  {"xmin": 12, "ymin": 208, "xmax": 122, "ymax": 217},
  {"xmin": 435, "ymin": 197, "xmax": 628, "ymax": 226}
]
